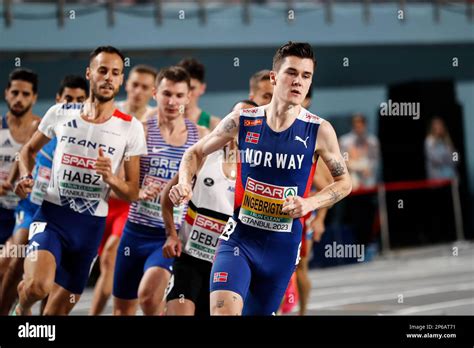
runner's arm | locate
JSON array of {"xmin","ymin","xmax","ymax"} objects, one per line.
[
  {"xmin": 15, "ymin": 131, "xmax": 52, "ymax": 198},
  {"xmin": 162, "ymin": 174, "xmax": 179, "ymax": 238},
  {"xmin": 9, "ymin": 118, "xmax": 42, "ymax": 185},
  {"xmin": 309, "ymin": 121, "xmax": 352, "ymax": 210},
  {"xmin": 106, "ymin": 119, "xmax": 147, "ymax": 202},
  {"xmin": 174, "ymin": 111, "xmax": 239, "ymax": 196},
  {"xmin": 18, "ymin": 131, "xmax": 51, "ymax": 178},
  {"xmin": 107, "ymin": 155, "xmax": 141, "ymax": 202}
]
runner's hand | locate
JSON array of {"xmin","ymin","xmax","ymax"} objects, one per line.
[
  {"xmin": 14, "ymin": 177, "xmax": 33, "ymax": 199},
  {"xmin": 139, "ymin": 183, "xmax": 161, "ymax": 201},
  {"xmin": 0, "ymin": 181, "xmax": 13, "ymax": 196},
  {"xmin": 95, "ymin": 148, "xmax": 113, "ymax": 184},
  {"xmin": 282, "ymin": 196, "xmax": 313, "ymax": 218},
  {"xmin": 163, "ymin": 234, "xmax": 182, "ymax": 258},
  {"xmin": 169, "ymin": 183, "xmax": 193, "ymax": 206}
]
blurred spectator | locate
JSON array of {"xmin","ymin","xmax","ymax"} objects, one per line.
[
  {"xmin": 425, "ymin": 116, "xmax": 457, "ymax": 180},
  {"xmin": 339, "ymin": 114, "xmax": 380, "ymax": 190},
  {"xmin": 339, "ymin": 113, "xmax": 381, "ymax": 261}
]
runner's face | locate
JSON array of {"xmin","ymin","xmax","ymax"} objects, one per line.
[
  {"xmin": 155, "ymin": 78, "xmax": 189, "ymax": 119},
  {"xmin": 188, "ymin": 78, "xmax": 205, "ymax": 106},
  {"xmin": 125, "ymin": 71, "xmax": 155, "ymax": 108},
  {"xmin": 272, "ymin": 56, "xmax": 313, "ymax": 106},
  {"xmin": 57, "ymin": 87, "xmax": 87, "ymax": 104},
  {"xmin": 4, "ymin": 80, "xmax": 37, "ymax": 117},
  {"xmin": 87, "ymin": 53, "xmax": 124, "ymax": 103},
  {"xmin": 251, "ymin": 80, "xmax": 273, "ymax": 106}
]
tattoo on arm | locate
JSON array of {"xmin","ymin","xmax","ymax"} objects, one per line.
[
  {"xmin": 327, "ymin": 159, "xmax": 346, "ymax": 177},
  {"xmin": 316, "ymin": 187, "xmax": 343, "ymax": 206},
  {"xmin": 222, "ymin": 118, "xmax": 237, "ymax": 134},
  {"xmin": 328, "ymin": 187, "xmax": 343, "ymax": 203},
  {"xmin": 217, "ymin": 300, "xmax": 225, "ymax": 308}
]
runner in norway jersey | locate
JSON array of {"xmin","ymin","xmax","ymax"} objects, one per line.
[
  {"xmin": 27, "ymin": 103, "xmax": 147, "ymax": 294},
  {"xmin": 113, "ymin": 116, "xmax": 199, "ymax": 300},
  {"xmin": 210, "ymin": 106, "xmax": 323, "ymax": 315}
]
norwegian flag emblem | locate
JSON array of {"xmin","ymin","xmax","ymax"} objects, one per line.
[
  {"xmin": 245, "ymin": 131, "xmax": 260, "ymax": 144},
  {"xmin": 213, "ymin": 272, "xmax": 228, "ymax": 283}
]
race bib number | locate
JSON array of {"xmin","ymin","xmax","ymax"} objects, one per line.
[
  {"xmin": 220, "ymin": 217, "xmax": 237, "ymax": 241},
  {"xmin": 238, "ymin": 177, "xmax": 297, "ymax": 232},
  {"xmin": 28, "ymin": 221, "xmax": 47, "ymax": 240},
  {"xmin": 30, "ymin": 165, "xmax": 51, "ymax": 205},
  {"xmin": 185, "ymin": 214, "xmax": 226, "ymax": 262}
]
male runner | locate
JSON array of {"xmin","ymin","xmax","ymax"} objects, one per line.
[
  {"xmin": 113, "ymin": 66, "xmax": 207, "ymax": 316},
  {"xmin": 0, "ymin": 69, "xmax": 40, "ymax": 246},
  {"xmin": 115, "ymin": 64, "xmax": 157, "ymax": 122},
  {"xmin": 170, "ymin": 42, "xmax": 352, "ymax": 315},
  {"xmin": 90, "ymin": 64, "xmax": 157, "ymax": 315},
  {"xmin": 177, "ymin": 58, "xmax": 220, "ymax": 129},
  {"xmin": 0, "ymin": 75, "xmax": 88, "ymax": 315},
  {"xmin": 249, "ymin": 69, "xmax": 273, "ymax": 106},
  {"xmin": 14, "ymin": 46, "xmax": 147, "ymax": 315},
  {"xmin": 163, "ymin": 100, "xmax": 258, "ymax": 316}
]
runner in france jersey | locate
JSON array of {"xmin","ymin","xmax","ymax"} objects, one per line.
[
  {"xmin": 0, "ymin": 75, "xmax": 88, "ymax": 315},
  {"xmin": 113, "ymin": 66, "xmax": 206, "ymax": 316},
  {"xmin": 163, "ymin": 100, "xmax": 256, "ymax": 316},
  {"xmin": 170, "ymin": 42, "xmax": 352, "ymax": 315},
  {"xmin": 14, "ymin": 46, "xmax": 147, "ymax": 316},
  {"xmin": 90, "ymin": 65, "xmax": 157, "ymax": 315}
]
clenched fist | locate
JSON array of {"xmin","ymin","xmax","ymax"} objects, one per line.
[
  {"xmin": 281, "ymin": 196, "xmax": 314, "ymax": 219},
  {"xmin": 169, "ymin": 183, "xmax": 193, "ymax": 206}
]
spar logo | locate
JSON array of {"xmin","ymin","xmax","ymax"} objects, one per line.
[
  {"xmin": 143, "ymin": 175, "xmax": 167, "ymax": 192},
  {"xmin": 246, "ymin": 177, "xmax": 284, "ymax": 199},
  {"xmin": 284, "ymin": 187, "xmax": 296, "ymax": 198},
  {"xmin": 61, "ymin": 153, "xmax": 96, "ymax": 169},
  {"xmin": 195, "ymin": 215, "xmax": 225, "ymax": 234}
]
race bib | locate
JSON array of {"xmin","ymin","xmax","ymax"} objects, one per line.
[
  {"xmin": 58, "ymin": 153, "xmax": 103, "ymax": 200},
  {"xmin": 0, "ymin": 170, "xmax": 20, "ymax": 210},
  {"xmin": 185, "ymin": 214, "xmax": 225, "ymax": 262},
  {"xmin": 238, "ymin": 177, "xmax": 297, "ymax": 232},
  {"xmin": 30, "ymin": 165, "xmax": 51, "ymax": 205}
]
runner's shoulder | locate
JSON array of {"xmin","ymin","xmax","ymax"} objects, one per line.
[
  {"xmin": 239, "ymin": 106, "xmax": 264, "ymax": 118},
  {"xmin": 297, "ymin": 108, "xmax": 325, "ymax": 125}
]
